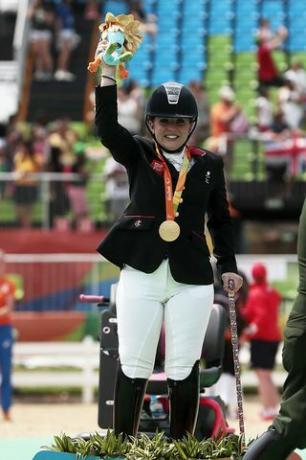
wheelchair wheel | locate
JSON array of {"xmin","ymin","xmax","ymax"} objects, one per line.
[{"xmin": 194, "ymin": 396, "xmax": 227, "ymax": 440}]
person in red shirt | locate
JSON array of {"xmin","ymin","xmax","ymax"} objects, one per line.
[
  {"xmin": 0, "ymin": 250, "xmax": 16, "ymax": 421},
  {"xmin": 242, "ymin": 262, "xmax": 282, "ymax": 420},
  {"xmin": 256, "ymin": 19, "xmax": 287, "ymax": 88}
]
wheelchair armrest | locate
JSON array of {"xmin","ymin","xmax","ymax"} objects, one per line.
[{"xmin": 200, "ymin": 366, "xmax": 222, "ymax": 388}]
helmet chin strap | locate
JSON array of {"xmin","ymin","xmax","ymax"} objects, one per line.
[{"xmin": 160, "ymin": 143, "xmax": 186, "ymax": 154}]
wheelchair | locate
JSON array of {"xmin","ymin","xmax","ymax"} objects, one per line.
[{"xmin": 80, "ymin": 285, "xmax": 235, "ymax": 440}]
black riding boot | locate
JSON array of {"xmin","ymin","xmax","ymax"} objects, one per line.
[
  {"xmin": 167, "ymin": 361, "xmax": 200, "ymax": 439},
  {"xmin": 243, "ymin": 427, "xmax": 296, "ymax": 460},
  {"xmin": 114, "ymin": 366, "xmax": 147, "ymax": 437}
]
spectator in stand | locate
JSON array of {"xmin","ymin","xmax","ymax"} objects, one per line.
[
  {"xmin": 128, "ymin": 0, "xmax": 158, "ymax": 35},
  {"xmin": 103, "ymin": 155, "xmax": 130, "ymax": 222},
  {"xmin": 241, "ymin": 262, "xmax": 282, "ymax": 421},
  {"xmin": 0, "ymin": 250, "xmax": 16, "ymax": 422},
  {"xmin": 4, "ymin": 126, "xmax": 23, "ymax": 173},
  {"xmin": 269, "ymin": 110, "xmax": 291, "ymax": 140},
  {"xmin": 48, "ymin": 117, "xmax": 77, "ymax": 168},
  {"xmin": 210, "ymin": 86, "xmax": 243, "ymax": 172},
  {"xmin": 1, "ymin": 126, "xmax": 23, "ymax": 201},
  {"xmin": 0, "ymin": 140, "xmax": 7, "ymax": 198},
  {"xmin": 0, "ymin": 124, "xmax": 10, "ymax": 198},
  {"xmin": 117, "ymin": 82, "xmax": 143, "ymax": 135},
  {"xmin": 228, "ymin": 195, "xmax": 247, "ymax": 254},
  {"xmin": 127, "ymin": 79, "xmax": 146, "ymax": 112},
  {"xmin": 188, "ymin": 81, "xmax": 210, "ymax": 146},
  {"xmin": 263, "ymin": 110, "xmax": 293, "ymax": 185},
  {"xmin": 28, "ymin": 0, "xmax": 55, "ymax": 81},
  {"xmin": 285, "ymin": 61, "xmax": 306, "ymax": 96},
  {"xmin": 84, "ymin": 0, "xmax": 100, "ymax": 21},
  {"xmin": 210, "ymin": 86, "xmax": 239, "ymax": 141},
  {"xmin": 255, "ymin": 86, "xmax": 274, "ymax": 132},
  {"xmin": 46, "ymin": 145, "xmax": 70, "ymax": 230},
  {"xmin": 54, "ymin": 0, "xmax": 80, "ymax": 81},
  {"xmin": 278, "ymin": 71, "xmax": 304, "ymax": 130},
  {"xmin": 66, "ymin": 145, "xmax": 92, "ymax": 232},
  {"xmin": 85, "ymin": 89, "xmax": 96, "ymax": 127},
  {"xmin": 30, "ymin": 123, "xmax": 49, "ymax": 161},
  {"xmin": 13, "ymin": 140, "xmax": 43, "ymax": 228},
  {"xmin": 284, "ymin": 62, "xmax": 306, "ymax": 126},
  {"xmin": 256, "ymin": 18, "xmax": 287, "ymax": 89}
]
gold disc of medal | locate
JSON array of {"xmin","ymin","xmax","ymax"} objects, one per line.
[{"xmin": 159, "ymin": 220, "xmax": 180, "ymax": 242}]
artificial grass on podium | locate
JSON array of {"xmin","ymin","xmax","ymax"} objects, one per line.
[{"xmin": 32, "ymin": 431, "xmax": 246, "ymax": 460}]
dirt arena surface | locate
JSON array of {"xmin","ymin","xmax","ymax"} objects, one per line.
[{"xmin": 1, "ymin": 396, "xmax": 270, "ymax": 442}]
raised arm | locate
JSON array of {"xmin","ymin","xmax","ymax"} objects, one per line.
[{"xmin": 90, "ymin": 13, "xmax": 144, "ymax": 167}]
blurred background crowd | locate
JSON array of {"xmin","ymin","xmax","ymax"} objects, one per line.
[{"xmin": 0, "ymin": 0, "xmax": 305, "ymax": 245}]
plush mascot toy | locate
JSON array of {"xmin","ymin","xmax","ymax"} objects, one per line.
[{"xmin": 88, "ymin": 12, "xmax": 143, "ymax": 79}]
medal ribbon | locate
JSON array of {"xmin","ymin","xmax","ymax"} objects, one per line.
[{"xmin": 155, "ymin": 145, "xmax": 191, "ymax": 220}]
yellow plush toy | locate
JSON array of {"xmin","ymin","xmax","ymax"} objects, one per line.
[{"xmin": 88, "ymin": 12, "xmax": 143, "ymax": 79}]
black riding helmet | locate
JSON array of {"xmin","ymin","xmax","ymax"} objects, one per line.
[{"xmin": 145, "ymin": 82, "xmax": 198, "ymax": 152}]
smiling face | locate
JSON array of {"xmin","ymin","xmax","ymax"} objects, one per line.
[{"xmin": 148, "ymin": 117, "xmax": 193, "ymax": 152}]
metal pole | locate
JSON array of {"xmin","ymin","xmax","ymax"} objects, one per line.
[{"xmin": 41, "ymin": 178, "xmax": 50, "ymax": 230}]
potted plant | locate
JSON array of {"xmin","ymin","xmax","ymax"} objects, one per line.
[
  {"xmin": 172, "ymin": 433, "xmax": 246, "ymax": 459},
  {"xmin": 33, "ymin": 431, "xmax": 247, "ymax": 460},
  {"xmin": 125, "ymin": 432, "xmax": 175, "ymax": 460},
  {"xmin": 33, "ymin": 430, "xmax": 128, "ymax": 460}
]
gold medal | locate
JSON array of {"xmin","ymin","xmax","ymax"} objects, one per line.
[{"xmin": 159, "ymin": 220, "xmax": 180, "ymax": 242}]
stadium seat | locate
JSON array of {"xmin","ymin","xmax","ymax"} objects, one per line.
[{"xmin": 102, "ymin": 0, "xmax": 128, "ymax": 15}]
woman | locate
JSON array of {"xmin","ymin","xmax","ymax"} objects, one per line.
[
  {"xmin": 13, "ymin": 140, "xmax": 42, "ymax": 228},
  {"xmin": 242, "ymin": 262, "xmax": 282, "ymax": 421},
  {"xmin": 28, "ymin": 0, "xmax": 55, "ymax": 81},
  {"xmin": 94, "ymin": 31, "xmax": 242, "ymax": 439},
  {"xmin": 0, "ymin": 251, "xmax": 15, "ymax": 421}
]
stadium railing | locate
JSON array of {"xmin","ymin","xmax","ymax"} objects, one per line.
[
  {"xmin": 13, "ymin": 336, "xmax": 99, "ymax": 403},
  {"xmin": 0, "ymin": 172, "xmax": 105, "ymax": 229},
  {"xmin": 4, "ymin": 253, "xmax": 298, "ymax": 313},
  {"xmin": 12, "ymin": 338, "xmax": 285, "ymax": 404}
]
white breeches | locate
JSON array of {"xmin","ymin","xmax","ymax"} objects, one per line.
[{"xmin": 116, "ymin": 259, "xmax": 214, "ymax": 381}]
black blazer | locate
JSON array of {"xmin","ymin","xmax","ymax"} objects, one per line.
[{"xmin": 95, "ymin": 85, "xmax": 238, "ymax": 285}]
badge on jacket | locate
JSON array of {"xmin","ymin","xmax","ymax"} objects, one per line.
[
  {"xmin": 204, "ymin": 170, "xmax": 211, "ymax": 184},
  {"xmin": 151, "ymin": 159, "xmax": 164, "ymax": 176}
]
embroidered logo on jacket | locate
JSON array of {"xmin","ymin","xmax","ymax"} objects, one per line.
[
  {"xmin": 204, "ymin": 171, "xmax": 211, "ymax": 184},
  {"xmin": 134, "ymin": 219, "xmax": 142, "ymax": 227},
  {"xmin": 151, "ymin": 159, "xmax": 164, "ymax": 176}
]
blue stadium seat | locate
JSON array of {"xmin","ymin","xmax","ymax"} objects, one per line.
[
  {"xmin": 151, "ymin": 69, "xmax": 178, "ymax": 86},
  {"xmin": 178, "ymin": 67, "xmax": 205, "ymax": 85},
  {"xmin": 144, "ymin": 0, "xmax": 157, "ymax": 14},
  {"xmin": 234, "ymin": 0, "xmax": 257, "ymax": 52},
  {"xmin": 208, "ymin": 0, "xmax": 233, "ymax": 35},
  {"xmin": 103, "ymin": 0, "xmax": 128, "ymax": 15},
  {"xmin": 156, "ymin": 0, "xmax": 180, "ymax": 14},
  {"xmin": 128, "ymin": 27, "xmax": 153, "ymax": 86}
]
